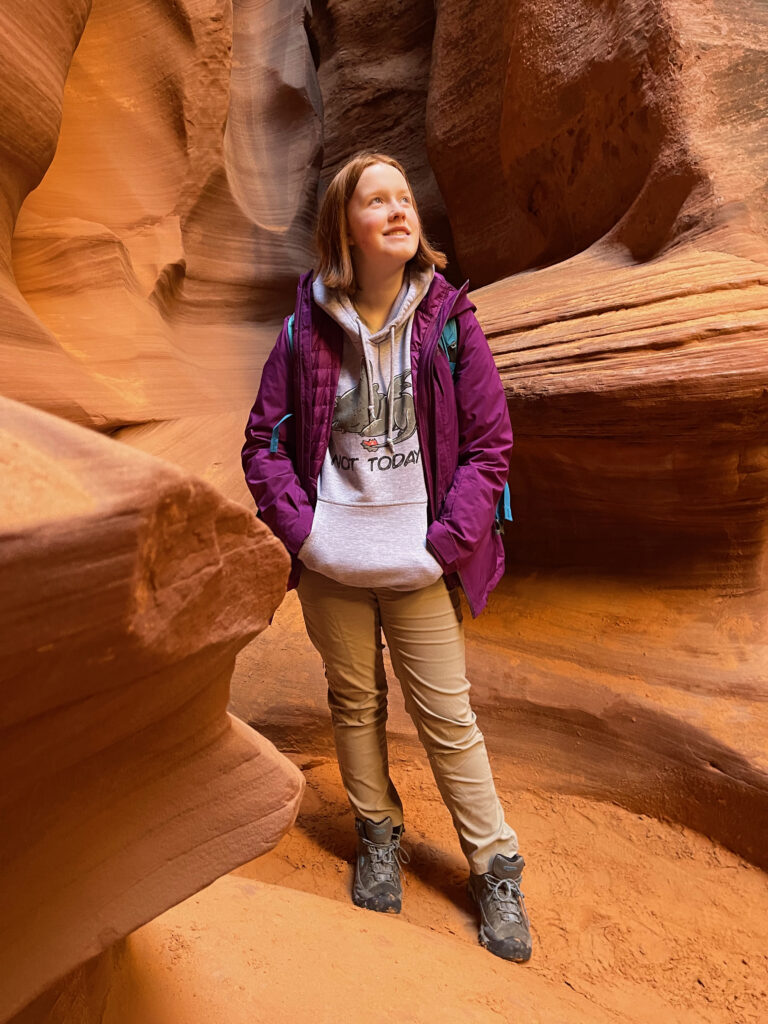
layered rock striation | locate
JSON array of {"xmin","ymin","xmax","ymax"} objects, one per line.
[
  {"xmin": 0, "ymin": 397, "xmax": 301, "ymax": 1021},
  {"xmin": 1, "ymin": 0, "xmax": 767, "ymax": 1019}
]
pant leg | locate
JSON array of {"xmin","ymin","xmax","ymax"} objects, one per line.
[
  {"xmin": 377, "ymin": 578, "xmax": 518, "ymax": 874},
  {"xmin": 296, "ymin": 568, "xmax": 403, "ymax": 826}
]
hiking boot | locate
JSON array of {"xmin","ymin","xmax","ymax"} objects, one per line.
[
  {"xmin": 352, "ymin": 817, "xmax": 408, "ymax": 914},
  {"xmin": 468, "ymin": 853, "xmax": 532, "ymax": 962}
]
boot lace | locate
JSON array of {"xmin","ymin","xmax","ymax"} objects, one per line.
[
  {"xmin": 362, "ymin": 835, "xmax": 411, "ymax": 883},
  {"xmin": 486, "ymin": 876, "xmax": 525, "ymax": 923}
]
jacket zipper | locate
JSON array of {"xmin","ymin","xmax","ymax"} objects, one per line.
[{"xmin": 294, "ymin": 274, "xmax": 314, "ymax": 495}]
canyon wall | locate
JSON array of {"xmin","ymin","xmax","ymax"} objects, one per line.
[
  {"xmin": 1, "ymin": 0, "xmax": 766, "ymax": 1020},
  {"xmin": 0, "ymin": 397, "xmax": 302, "ymax": 1021}
]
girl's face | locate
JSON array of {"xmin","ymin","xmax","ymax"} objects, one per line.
[{"xmin": 346, "ymin": 163, "xmax": 420, "ymax": 275}]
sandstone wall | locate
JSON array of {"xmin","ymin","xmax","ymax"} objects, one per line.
[
  {"xmin": 428, "ymin": 0, "xmax": 768, "ymax": 282},
  {"xmin": 2, "ymin": 0, "xmax": 321, "ymax": 439},
  {"xmin": 0, "ymin": 398, "xmax": 302, "ymax": 1021},
  {"xmin": 1, "ymin": 0, "xmax": 767, "ymax": 1018},
  {"xmin": 0, "ymin": 3, "xmax": 314, "ymax": 1016}
]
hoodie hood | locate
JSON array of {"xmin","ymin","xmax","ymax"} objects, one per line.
[{"xmin": 311, "ymin": 264, "xmax": 435, "ymax": 346}]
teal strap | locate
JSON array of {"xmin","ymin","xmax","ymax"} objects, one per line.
[
  {"xmin": 437, "ymin": 318, "xmax": 512, "ymax": 530},
  {"xmin": 502, "ymin": 481, "xmax": 512, "ymax": 521},
  {"xmin": 270, "ymin": 413, "xmax": 293, "ymax": 453},
  {"xmin": 275, "ymin": 314, "xmax": 296, "ymax": 453},
  {"xmin": 495, "ymin": 483, "xmax": 513, "ymax": 532},
  {"xmin": 438, "ymin": 318, "xmax": 458, "ymax": 376}
]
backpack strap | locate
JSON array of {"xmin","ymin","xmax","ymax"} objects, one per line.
[
  {"xmin": 494, "ymin": 482, "xmax": 513, "ymax": 533},
  {"xmin": 287, "ymin": 312, "xmax": 295, "ymax": 354},
  {"xmin": 438, "ymin": 317, "xmax": 458, "ymax": 376},
  {"xmin": 438, "ymin": 316, "xmax": 513, "ymax": 533},
  {"xmin": 270, "ymin": 413, "xmax": 294, "ymax": 453},
  {"xmin": 268, "ymin": 314, "xmax": 297, "ymax": 455}
]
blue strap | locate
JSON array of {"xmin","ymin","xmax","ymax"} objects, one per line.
[
  {"xmin": 270, "ymin": 413, "xmax": 293, "ymax": 453},
  {"xmin": 270, "ymin": 315, "xmax": 297, "ymax": 453},
  {"xmin": 495, "ymin": 483, "xmax": 513, "ymax": 532},
  {"xmin": 439, "ymin": 317, "xmax": 512, "ymax": 531},
  {"xmin": 438, "ymin": 318, "xmax": 458, "ymax": 376},
  {"xmin": 502, "ymin": 481, "xmax": 512, "ymax": 521}
]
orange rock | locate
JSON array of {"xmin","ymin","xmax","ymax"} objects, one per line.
[{"xmin": 0, "ymin": 398, "xmax": 301, "ymax": 1021}]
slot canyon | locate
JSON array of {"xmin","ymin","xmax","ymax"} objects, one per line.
[{"xmin": 1, "ymin": 0, "xmax": 767, "ymax": 1021}]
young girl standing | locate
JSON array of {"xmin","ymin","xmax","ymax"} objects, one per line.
[{"xmin": 242, "ymin": 152, "xmax": 532, "ymax": 963}]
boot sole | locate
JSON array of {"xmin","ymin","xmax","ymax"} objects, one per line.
[{"xmin": 352, "ymin": 892, "xmax": 401, "ymax": 914}]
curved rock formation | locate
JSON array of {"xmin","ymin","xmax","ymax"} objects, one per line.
[
  {"xmin": 309, "ymin": 0, "xmax": 457, "ymax": 273},
  {"xmin": 2, "ymin": 0, "xmax": 767, "ymax": 1019},
  {"xmin": 9, "ymin": 876, "xmax": 627, "ymax": 1024},
  {"xmin": 419, "ymin": 0, "xmax": 768, "ymax": 869},
  {"xmin": 427, "ymin": 0, "xmax": 768, "ymax": 283},
  {"xmin": 0, "ymin": 0, "xmax": 112, "ymax": 428},
  {"xmin": 3, "ymin": 0, "xmax": 322, "ymax": 441},
  {"xmin": 0, "ymin": 397, "xmax": 302, "ymax": 1022}
]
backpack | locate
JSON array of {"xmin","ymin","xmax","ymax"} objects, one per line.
[{"xmin": 275, "ymin": 313, "xmax": 512, "ymax": 533}]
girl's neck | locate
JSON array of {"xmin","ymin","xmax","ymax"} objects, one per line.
[{"xmin": 352, "ymin": 263, "xmax": 406, "ymax": 333}]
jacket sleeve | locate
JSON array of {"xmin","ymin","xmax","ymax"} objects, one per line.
[
  {"xmin": 241, "ymin": 319, "xmax": 314, "ymax": 555},
  {"xmin": 426, "ymin": 308, "xmax": 513, "ymax": 573}
]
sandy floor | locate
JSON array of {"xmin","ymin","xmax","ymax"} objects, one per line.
[
  {"xmin": 231, "ymin": 751, "xmax": 768, "ymax": 1024},
  {"xmin": 228, "ymin": 592, "xmax": 768, "ymax": 1023}
]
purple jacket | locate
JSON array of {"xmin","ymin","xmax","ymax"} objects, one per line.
[{"xmin": 242, "ymin": 270, "xmax": 513, "ymax": 616}]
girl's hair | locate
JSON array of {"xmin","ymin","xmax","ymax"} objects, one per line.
[{"xmin": 315, "ymin": 151, "xmax": 447, "ymax": 293}]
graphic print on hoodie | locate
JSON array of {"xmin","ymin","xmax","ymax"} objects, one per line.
[{"xmin": 297, "ymin": 266, "xmax": 443, "ymax": 589}]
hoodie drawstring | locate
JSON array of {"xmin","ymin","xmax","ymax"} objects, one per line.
[
  {"xmin": 357, "ymin": 319, "xmax": 397, "ymax": 453},
  {"xmin": 358, "ymin": 319, "xmax": 377, "ymax": 424},
  {"xmin": 386, "ymin": 324, "xmax": 395, "ymax": 452}
]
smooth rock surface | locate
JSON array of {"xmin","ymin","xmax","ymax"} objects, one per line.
[
  {"xmin": 427, "ymin": 0, "xmax": 768, "ymax": 283},
  {"xmin": 12, "ymin": 875, "xmax": 653, "ymax": 1024},
  {"xmin": 2, "ymin": 0, "xmax": 317, "ymax": 435},
  {"xmin": 0, "ymin": 397, "xmax": 302, "ymax": 1022}
]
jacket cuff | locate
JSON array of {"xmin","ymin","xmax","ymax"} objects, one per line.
[
  {"xmin": 426, "ymin": 520, "xmax": 460, "ymax": 574},
  {"xmin": 282, "ymin": 505, "xmax": 314, "ymax": 556}
]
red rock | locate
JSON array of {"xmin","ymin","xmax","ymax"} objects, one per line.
[
  {"xmin": 427, "ymin": 0, "xmax": 768, "ymax": 283},
  {"xmin": 0, "ymin": 398, "xmax": 301, "ymax": 1021},
  {"xmin": 2, "ymin": 0, "xmax": 768, "ymax": 1019}
]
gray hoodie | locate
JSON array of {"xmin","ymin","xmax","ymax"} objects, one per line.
[{"xmin": 297, "ymin": 266, "xmax": 443, "ymax": 589}]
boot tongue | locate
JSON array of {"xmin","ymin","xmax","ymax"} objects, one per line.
[
  {"xmin": 490, "ymin": 853, "xmax": 524, "ymax": 881},
  {"xmin": 364, "ymin": 817, "xmax": 394, "ymax": 844}
]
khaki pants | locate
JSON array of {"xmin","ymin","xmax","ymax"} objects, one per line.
[{"xmin": 296, "ymin": 568, "xmax": 518, "ymax": 874}]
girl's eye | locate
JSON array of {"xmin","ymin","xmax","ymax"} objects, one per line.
[
  {"xmin": 400, "ymin": 196, "xmax": 411, "ymax": 205},
  {"xmin": 370, "ymin": 197, "xmax": 383, "ymax": 205}
]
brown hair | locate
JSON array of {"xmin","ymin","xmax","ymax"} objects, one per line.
[{"xmin": 315, "ymin": 151, "xmax": 447, "ymax": 293}]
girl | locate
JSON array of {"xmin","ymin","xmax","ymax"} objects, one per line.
[{"xmin": 242, "ymin": 152, "xmax": 531, "ymax": 963}]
